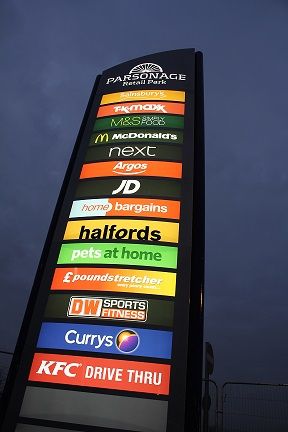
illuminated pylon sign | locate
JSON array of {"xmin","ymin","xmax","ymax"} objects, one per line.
[{"xmin": 0, "ymin": 49, "xmax": 204, "ymax": 432}]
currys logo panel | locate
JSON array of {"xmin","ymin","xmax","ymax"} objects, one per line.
[
  {"xmin": 29, "ymin": 353, "xmax": 171, "ymax": 395},
  {"xmin": 37, "ymin": 323, "xmax": 173, "ymax": 359},
  {"xmin": 80, "ymin": 161, "xmax": 182, "ymax": 179}
]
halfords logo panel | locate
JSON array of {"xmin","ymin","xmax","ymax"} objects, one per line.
[
  {"xmin": 105, "ymin": 62, "xmax": 186, "ymax": 87},
  {"xmin": 97, "ymin": 101, "xmax": 185, "ymax": 117},
  {"xmin": 29, "ymin": 353, "xmax": 170, "ymax": 395},
  {"xmin": 50, "ymin": 268, "xmax": 176, "ymax": 296},
  {"xmin": 64, "ymin": 220, "xmax": 179, "ymax": 243},
  {"xmin": 80, "ymin": 161, "xmax": 182, "ymax": 179},
  {"xmin": 93, "ymin": 115, "xmax": 184, "ymax": 131},
  {"xmin": 37, "ymin": 323, "xmax": 173, "ymax": 359},
  {"xmin": 57, "ymin": 243, "xmax": 178, "ymax": 268},
  {"xmin": 90, "ymin": 130, "xmax": 183, "ymax": 145},
  {"xmin": 69, "ymin": 198, "xmax": 180, "ymax": 220},
  {"xmin": 67, "ymin": 297, "xmax": 148, "ymax": 322},
  {"xmin": 101, "ymin": 90, "xmax": 185, "ymax": 105}
]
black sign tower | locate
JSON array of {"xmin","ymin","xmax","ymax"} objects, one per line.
[{"xmin": 0, "ymin": 49, "xmax": 204, "ymax": 432}]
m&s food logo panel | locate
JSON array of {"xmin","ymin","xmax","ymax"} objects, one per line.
[{"xmin": 93, "ymin": 115, "xmax": 184, "ymax": 131}]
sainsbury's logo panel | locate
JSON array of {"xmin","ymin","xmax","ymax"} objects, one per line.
[
  {"xmin": 69, "ymin": 198, "xmax": 180, "ymax": 220},
  {"xmin": 90, "ymin": 130, "xmax": 183, "ymax": 146},
  {"xmin": 37, "ymin": 323, "xmax": 173, "ymax": 359},
  {"xmin": 93, "ymin": 115, "xmax": 184, "ymax": 131},
  {"xmin": 97, "ymin": 101, "xmax": 185, "ymax": 118},
  {"xmin": 63, "ymin": 219, "xmax": 179, "ymax": 243},
  {"xmin": 29, "ymin": 353, "xmax": 170, "ymax": 395},
  {"xmin": 45, "ymin": 294, "xmax": 174, "ymax": 327},
  {"xmin": 101, "ymin": 90, "xmax": 185, "ymax": 105},
  {"xmin": 80, "ymin": 161, "xmax": 182, "ymax": 179},
  {"xmin": 50, "ymin": 267, "xmax": 176, "ymax": 296}
]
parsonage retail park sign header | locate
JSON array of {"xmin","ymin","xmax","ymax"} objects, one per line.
[{"xmin": 0, "ymin": 49, "xmax": 205, "ymax": 432}]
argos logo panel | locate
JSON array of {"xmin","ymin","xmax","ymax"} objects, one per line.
[
  {"xmin": 50, "ymin": 268, "xmax": 176, "ymax": 297},
  {"xmin": 29, "ymin": 353, "xmax": 170, "ymax": 395},
  {"xmin": 80, "ymin": 161, "xmax": 182, "ymax": 179},
  {"xmin": 69, "ymin": 198, "xmax": 180, "ymax": 220},
  {"xmin": 63, "ymin": 219, "xmax": 179, "ymax": 243},
  {"xmin": 37, "ymin": 323, "xmax": 173, "ymax": 359},
  {"xmin": 97, "ymin": 101, "xmax": 185, "ymax": 117}
]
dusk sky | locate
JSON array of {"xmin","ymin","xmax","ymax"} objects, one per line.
[{"xmin": 1, "ymin": 0, "xmax": 288, "ymax": 386}]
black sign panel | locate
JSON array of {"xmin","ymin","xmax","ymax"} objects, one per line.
[{"xmin": 0, "ymin": 49, "xmax": 204, "ymax": 432}]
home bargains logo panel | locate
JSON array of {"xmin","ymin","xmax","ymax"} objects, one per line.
[
  {"xmin": 37, "ymin": 323, "xmax": 172, "ymax": 359},
  {"xmin": 69, "ymin": 198, "xmax": 180, "ymax": 220},
  {"xmin": 29, "ymin": 353, "xmax": 170, "ymax": 395},
  {"xmin": 50, "ymin": 268, "xmax": 176, "ymax": 297}
]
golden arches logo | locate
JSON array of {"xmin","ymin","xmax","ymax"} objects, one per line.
[{"xmin": 94, "ymin": 133, "xmax": 109, "ymax": 143}]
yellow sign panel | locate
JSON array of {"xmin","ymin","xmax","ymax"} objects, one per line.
[
  {"xmin": 101, "ymin": 90, "xmax": 185, "ymax": 105},
  {"xmin": 64, "ymin": 219, "xmax": 179, "ymax": 243}
]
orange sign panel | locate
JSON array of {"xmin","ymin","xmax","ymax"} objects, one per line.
[
  {"xmin": 29, "ymin": 353, "xmax": 170, "ymax": 395},
  {"xmin": 97, "ymin": 101, "xmax": 185, "ymax": 117},
  {"xmin": 80, "ymin": 161, "xmax": 182, "ymax": 179}
]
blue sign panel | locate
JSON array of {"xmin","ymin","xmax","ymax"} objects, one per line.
[{"xmin": 37, "ymin": 322, "xmax": 173, "ymax": 359}]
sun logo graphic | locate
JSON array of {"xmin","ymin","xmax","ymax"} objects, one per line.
[
  {"xmin": 116, "ymin": 329, "xmax": 140, "ymax": 353},
  {"xmin": 129, "ymin": 63, "xmax": 163, "ymax": 74}
]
